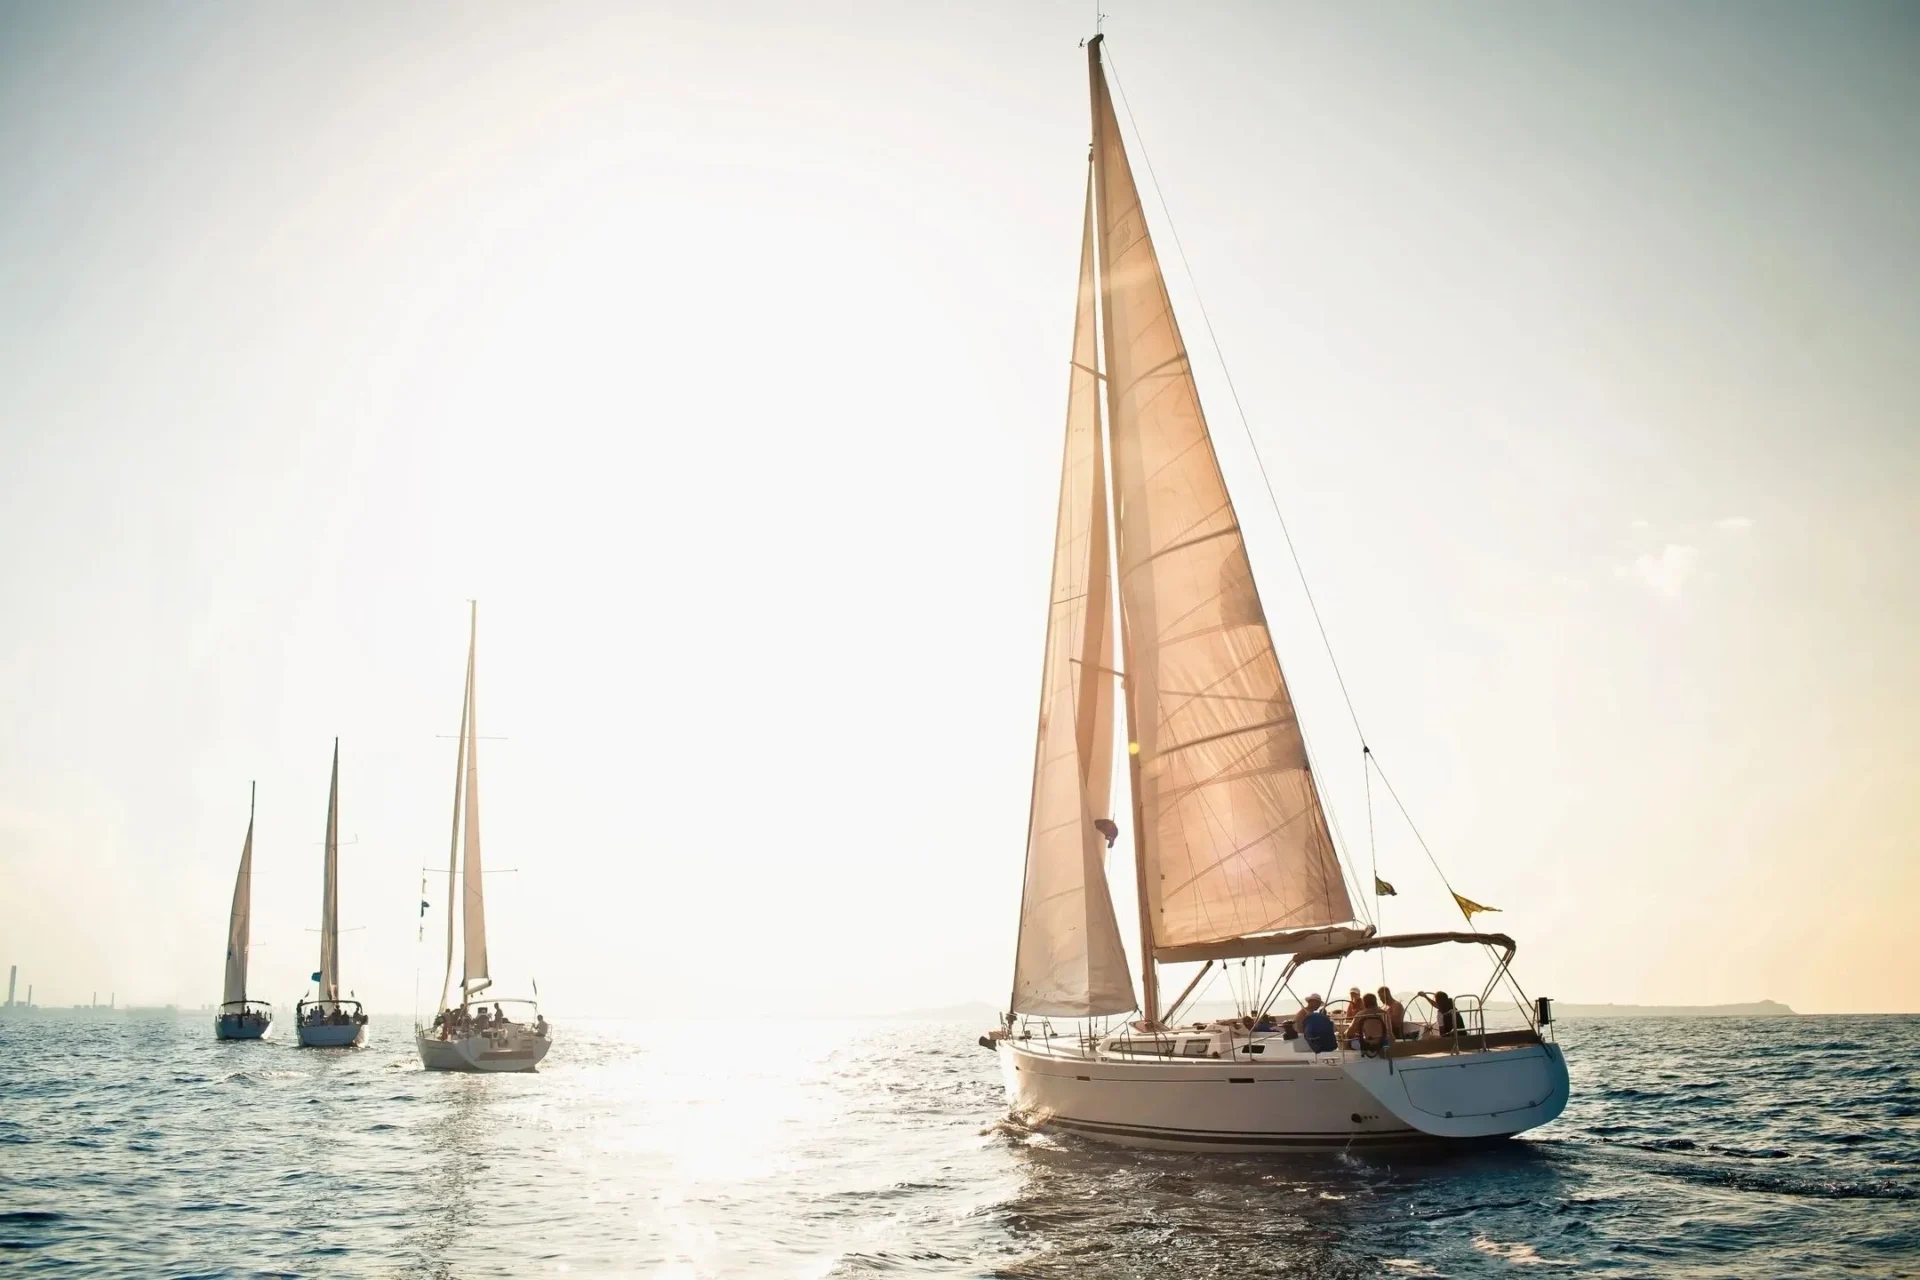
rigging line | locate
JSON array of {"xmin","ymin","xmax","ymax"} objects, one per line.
[{"xmin": 1102, "ymin": 49, "xmax": 1367, "ymax": 749}]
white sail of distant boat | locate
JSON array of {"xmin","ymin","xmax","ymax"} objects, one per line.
[
  {"xmin": 982, "ymin": 36, "xmax": 1570, "ymax": 1152},
  {"xmin": 298, "ymin": 740, "xmax": 367, "ymax": 1047},
  {"xmin": 417, "ymin": 603, "xmax": 551, "ymax": 1072},
  {"xmin": 214, "ymin": 784, "xmax": 272, "ymax": 1041}
]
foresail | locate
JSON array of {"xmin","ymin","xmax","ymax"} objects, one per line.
[
  {"xmin": 436, "ymin": 612, "xmax": 472, "ymax": 1016},
  {"xmin": 319, "ymin": 740, "xmax": 341, "ymax": 1001},
  {"xmin": 460, "ymin": 630, "xmax": 490, "ymax": 991},
  {"xmin": 1088, "ymin": 42, "xmax": 1356, "ymax": 959},
  {"xmin": 1009, "ymin": 175, "xmax": 1136, "ymax": 1018},
  {"xmin": 223, "ymin": 789, "xmax": 254, "ymax": 1006}
]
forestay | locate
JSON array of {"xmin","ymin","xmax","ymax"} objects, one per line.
[{"xmin": 1009, "ymin": 178, "xmax": 1137, "ymax": 1018}]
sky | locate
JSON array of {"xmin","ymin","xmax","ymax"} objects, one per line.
[{"xmin": 1, "ymin": 1, "xmax": 1915, "ymax": 1018}]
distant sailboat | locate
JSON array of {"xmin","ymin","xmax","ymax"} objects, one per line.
[
  {"xmin": 982, "ymin": 37, "xmax": 1569, "ymax": 1151},
  {"xmin": 417, "ymin": 604, "xmax": 551, "ymax": 1072},
  {"xmin": 214, "ymin": 783, "xmax": 272, "ymax": 1041},
  {"xmin": 297, "ymin": 740, "xmax": 368, "ymax": 1048}
]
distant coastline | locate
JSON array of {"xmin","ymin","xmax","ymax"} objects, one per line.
[{"xmin": 1554, "ymin": 1000, "xmax": 1796, "ymax": 1018}]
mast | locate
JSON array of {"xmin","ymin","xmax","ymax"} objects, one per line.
[
  {"xmin": 1087, "ymin": 34, "xmax": 1160, "ymax": 1026},
  {"xmin": 436, "ymin": 606, "xmax": 473, "ymax": 1016},
  {"xmin": 318, "ymin": 739, "xmax": 341, "ymax": 1002}
]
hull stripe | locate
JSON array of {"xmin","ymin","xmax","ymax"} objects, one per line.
[{"xmin": 1042, "ymin": 1114, "xmax": 1452, "ymax": 1148}]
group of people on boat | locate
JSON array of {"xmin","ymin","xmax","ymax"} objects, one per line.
[
  {"xmin": 430, "ymin": 1004, "xmax": 548, "ymax": 1041},
  {"xmin": 299, "ymin": 1002, "xmax": 368, "ymax": 1028},
  {"xmin": 1248, "ymin": 986, "xmax": 1465, "ymax": 1054}
]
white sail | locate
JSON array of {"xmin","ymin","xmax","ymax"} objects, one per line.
[
  {"xmin": 318, "ymin": 740, "xmax": 341, "ymax": 1001},
  {"xmin": 1009, "ymin": 176, "xmax": 1137, "ymax": 1018},
  {"xmin": 460, "ymin": 614, "xmax": 490, "ymax": 993},
  {"xmin": 436, "ymin": 610, "xmax": 472, "ymax": 1016},
  {"xmin": 1089, "ymin": 40, "xmax": 1357, "ymax": 965},
  {"xmin": 222, "ymin": 785, "xmax": 255, "ymax": 1006}
]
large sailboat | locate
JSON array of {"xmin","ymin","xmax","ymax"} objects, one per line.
[
  {"xmin": 297, "ymin": 740, "xmax": 369, "ymax": 1047},
  {"xmin": 416, "ymin": 604, "xmax": 552, "ymax": 1073},
  {"xmin": 983, "ymin": 37, "xmax": 1569, "ymax": 1151},
  {"xmin": 214, "ymin": 784, "xmax": 273, "ymax": 1041}
]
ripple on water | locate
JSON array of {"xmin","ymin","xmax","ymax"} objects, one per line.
[{"xmin": 0, "ymin": 1013, "xmax": 1915, "ymax": 1276}]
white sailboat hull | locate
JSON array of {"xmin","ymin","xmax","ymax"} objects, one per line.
[
  {"xmin": 998, "ymin": 1036, "xmax": 1568, "ymax": 1152},
  {"xmin": 416, "ymin": 1026, "xmax": 551, "ymax": 1073},
  {"xmin": 297, "ymin": 1022, "xmax": 367, "ymax": 1048},
  {"xmin": 214, "ymin": 1014, "xmax": 271, "ymax": 1041}
]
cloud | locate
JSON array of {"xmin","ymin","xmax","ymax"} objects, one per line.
[
  {"xmin": 1715, "ymin": 516, "xmax": 1754, "ymax": 533},
  {"xmin": 1619, "ymin": 543, "xmax": 1700, "ymax": 598}
]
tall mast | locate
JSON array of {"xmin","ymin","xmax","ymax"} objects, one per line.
[
  {"xmin": 1087, "ymin": 34, "xmax": 1159, "ymax": 1026},
  {"xmin": 435, "ymin": 604, "xmax": 474, "ymax": 1015}
]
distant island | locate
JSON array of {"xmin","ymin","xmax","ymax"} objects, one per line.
[{"xmin": 1553, "ymin": 1000, "xmax": 1795, "ymax": 1018}]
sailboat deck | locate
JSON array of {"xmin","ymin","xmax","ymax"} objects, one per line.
[{"xmin": 1007, "ymin": 1025, "xmax": 1544, "ymax": 1067}]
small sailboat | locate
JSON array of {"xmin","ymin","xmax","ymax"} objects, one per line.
[
  {"xmin": 983, "ymin": 37, "xmax": 1569, "ymax": 1151},
  {"xmin": 214, "ymin": 783, "xmax": 273, "ymax": 1040},
  {"xmin": 416, "ymin": 604, "xmax": 551, "ymax": 1073},
  {"xmin": 296, "ymin": 740, "xmax": 368, "ymax": 1048}
]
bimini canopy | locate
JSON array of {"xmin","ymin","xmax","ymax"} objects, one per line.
[{"xmin": 1281, "ymin": 930, "xmax": 1517, "ymax": 979}]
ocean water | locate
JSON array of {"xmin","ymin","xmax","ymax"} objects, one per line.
[{"xmin": 1, "ymin": 1013, "xmax": 1914, "ymax": 1277}]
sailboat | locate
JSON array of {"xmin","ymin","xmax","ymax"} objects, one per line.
[
  {"xmin": 214, "ymin": 783, "xmax": 273, "ymax": 1040},
  {"xmin": 296, "ymin": 740, "xmax": 369, "ymax": 1047},
  {"xmin": 982, "ymin": 37, "xmax": 1570, "ymax": 1151},
  {"xmin": 416, "ymin": 604, "xmax": 551, "ymax": 1072}
]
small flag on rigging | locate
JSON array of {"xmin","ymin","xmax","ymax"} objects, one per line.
[
  {"xmin": 1374, "ymin": 876, "xmax": 1397, "ymax": 897},
  {"xmin": 1093, "ymin": 818, "xmax": 1120, "ymax": 848},
  {"xmin": 310, "ymin": 971, "xmax": 322, "ymax": 983},
  {"xmin": 1452, "ymin": 891, "xmax": 1500, "ymax": 920}
]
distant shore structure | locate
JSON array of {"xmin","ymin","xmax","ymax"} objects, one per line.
[
  {"xmin": 6, "ymin": 965, "xmax": 14, "ymax": 1007},
  {"xmin": 1554, "ymin": 1000, "xmax": 1796, "ymax": 1018}
]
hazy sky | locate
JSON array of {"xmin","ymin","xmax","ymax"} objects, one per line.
[{"xmin": 2, "ymin": 2, "xmax": 1915, "ymax": 1017}]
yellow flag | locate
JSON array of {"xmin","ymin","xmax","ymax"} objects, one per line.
[
  {"xmin": 1453, "ymin": 891, "xmax": 1500, "ymax": 919},
  {"xmin": 1374, "ymin": 876, "xmax": 1397, "ymax": 897}
]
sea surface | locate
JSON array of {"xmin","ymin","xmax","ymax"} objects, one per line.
[{"xmin": 1, "ymin": 1012, "xmax": 1914, "ymax": 1277}]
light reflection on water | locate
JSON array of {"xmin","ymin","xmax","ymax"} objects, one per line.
[{"xmin": 0, "ymin": 1014, "xmax": 1914, "ymax": 1276}]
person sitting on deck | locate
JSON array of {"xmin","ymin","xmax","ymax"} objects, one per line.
[
  {"xmin": 1298, "ymin": 995, "xmax": 1337, "ymax": 1053},
  {"xmin": 1379, "ymin": 987, "xmax": 1408, "ymax": 1038},
  {"xmin": 1345, "ymin": 994, "xmax": 1392, "ymax": 1053},
  {"xmin": 534, "ymin": 1014, "xmax": 548, "ymax": 1038}
]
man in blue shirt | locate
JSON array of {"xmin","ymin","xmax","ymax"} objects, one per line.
[{"xmin": 1298, "ymin": 994, "xmax": 1337, "ymax": 1053}]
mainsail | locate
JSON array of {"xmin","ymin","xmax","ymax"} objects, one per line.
[
  {"xmin": 1087, "ymin": 37, "xmax": 1357, "ymax": 975},
  {"xmin": 222, "ymin": 784, "xmax": 255, "ymax": 1006},
  {"xmin": 318, "ymin": 740, "xmax": 341, "ymax": 1001},
  {"xmin": 1008, "ymin": 176, "xmax": 1137, "ymax": 1018},
  {"xmin": 435, "ymin": 609, "xmax": 472, "ymax": 1016},
  {"xmin": 460, "ymin": 610, "xmax": 490, "ymax": 994}
]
